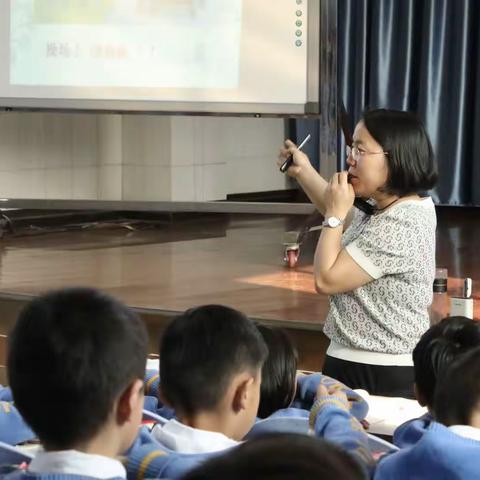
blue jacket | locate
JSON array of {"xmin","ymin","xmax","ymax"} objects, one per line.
[
  {"xmin": 0, "ymin": 402, "xmax": 36, "ymax": 446},
  {"xmin": 142, "ymin": 397, "xmax": 176, "ymax": 422},
  {"xmin": 393, "ymin": 412, "xmax": 433, "ymax": 448},
  {"xmin": 144, "ymin": 370, "xmax": 160, "ymax": 397},
  {"xmin": 246, "ymin": 408, "xmax": 309, "ymax": 438},
  {"xmin": 292, "ymin": 373, "xmax": 369, "ymax": 421},
  {"xmin": 247, "ymin": 373, "xmax": 368, "ymax": 439},
  {"xmin": 127, "ymin": 395, "xmax": 373, "ymax": 479},
  {"xmin": 0, "ymin": 387, "xmax": 13, "ymax": 402},
  {"xmin": 375, "ymin": 422, "xmax": 480, "ymax": 479},
  {"xmin": 126, "ymin": 428, "xmax": 222, "ymax": 480},
  {"xmin": 142, "ymin": 372, "xmax": 175, "ymax": 420}
]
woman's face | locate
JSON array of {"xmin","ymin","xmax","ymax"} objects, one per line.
[{"xmin": 347, "ymin": 121, "xmax": 390, "ymax": 199}]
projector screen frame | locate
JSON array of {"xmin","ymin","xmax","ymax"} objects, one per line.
[{"xmin": 0, "ymin": 0, "xmax": 322, "ymax": 117}]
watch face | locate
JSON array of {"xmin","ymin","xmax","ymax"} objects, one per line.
[{"xmin": 327, "ymin": 217, "xmax": 341, "ymax": 228}]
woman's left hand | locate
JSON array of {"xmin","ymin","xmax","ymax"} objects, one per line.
[{"xmin": 324, "ymin": 171, "xmax": 355, "ymax": 220}]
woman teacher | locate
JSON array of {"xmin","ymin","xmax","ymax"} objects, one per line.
[{"xmin": 279, "ymin": 109, "xmax": 438, "ymax": 397}]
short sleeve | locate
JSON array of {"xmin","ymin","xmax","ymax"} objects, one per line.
[{"xmin": 345, "ymin": 211, "xmax": 418, "ymax": 279}]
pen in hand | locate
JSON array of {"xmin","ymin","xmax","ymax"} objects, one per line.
[{"xmin": 279, "ymin": 134, "xmax": 311, "ymax": 173}]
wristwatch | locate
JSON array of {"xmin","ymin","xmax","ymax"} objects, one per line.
[{"xmin": 322, "ymin": 216, "xmax": 344, "ymax": 228}]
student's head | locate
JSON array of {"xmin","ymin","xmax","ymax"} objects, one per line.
[
  {"xmin": 7, "ymin": 288, "xmax": 148, "ymax": 453},
  {"xmin": 412, "ymin": 316, "xmax": 480, "ymax": 410},
  {"xmin": 159, "ymin": 305, "xmax": 267, "ymax": 440},
  {"xmin": 256, "ymin": 325, "xmax": 297, "ymax": 418},
  {"xmin": 182, "ymin": 433, "xmax": 366, "ymax": 480},
  {"xmin": 435, "ymin": 346, "xmax": 480, "ymax": 427},
  {"xmin": 347, "ymin": 109, "xmax": 437, "ymax": 200}
]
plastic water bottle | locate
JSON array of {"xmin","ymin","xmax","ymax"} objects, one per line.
[{"xmin": 429, "ymin": 268, "xmax": 449, "ymax": 325}]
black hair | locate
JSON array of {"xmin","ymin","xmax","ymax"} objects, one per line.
[
  {"xmin": 435, "ymin": 346, "xmax": 480, "ymax": 426},
  {"xmin": 182, "ymin": 433, "xmax": 366, "ymax": 480},
  {"xmin": 159, "ymin": 305, "xmax": 267, "ymax": 415},
  {"xmin": 412, "ymin": 316, "xmax": 480, "ymax": 409},
  {"xmin": 7, "ymin": 287, "xmax": 148, "ymax": 450},
  {"xmin": 256, "ymin": 325, "xmax": 298, "ymax": 418},
  {"xmin": 361, "ymin": 109, "xmax": 438, "ymax": 196}
]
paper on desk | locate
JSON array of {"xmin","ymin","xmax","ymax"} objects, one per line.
[{"xmin": 355, "ymin": 389, "xmax": 428, "ymax": 436}]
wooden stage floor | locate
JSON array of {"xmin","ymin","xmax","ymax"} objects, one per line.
[
  {"xmin": 0, "ymin": 207, "xmax": 479, "ymax": 378},
  {"xmin": 0, "ymin": 213, "xmax": 326, "ymax": 328}
]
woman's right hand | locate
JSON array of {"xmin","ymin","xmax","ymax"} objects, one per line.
[{"xmin": 277, "ymin": 139, "xmax": 313, "ymax": 179}]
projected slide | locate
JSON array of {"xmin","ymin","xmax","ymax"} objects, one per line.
[
  {"xmin": 10, "ymin": 0, "xmax": 242, "ymax": 88},
  {"xmin": 2, "ymin": 0, "xmax": 311, "ymax": 113}
]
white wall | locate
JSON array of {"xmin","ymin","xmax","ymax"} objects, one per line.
[
  {"xmin": 0, "ymin": 112, "xmax": 99, "ymax": 199},
  {"xmin": 0, "ymin": 112, "xmax": 287, "ymax": 201},
  {"xmin": 169, "ymin": 116, "xmax": 287, "ymax": 201}
]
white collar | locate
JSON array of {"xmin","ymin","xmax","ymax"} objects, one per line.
[
  {"xmin": 151, "ymin": 419, "xmax": 240, "ymax": 454},
  {"xmin": 29, "ymin": 450, "xmax": 126, "ymax": 479},
  {"xmin": 449, "ymin": 425, "xmax": 480, "ymax": 441}
]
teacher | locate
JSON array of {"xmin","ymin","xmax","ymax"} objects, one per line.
[{"xmin": 279, "ymin": 109, "xmax": 438, "ymax": 397}]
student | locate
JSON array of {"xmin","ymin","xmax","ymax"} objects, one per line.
[
  {"xmin": 3, "ymin": 288, "xmax": 148, "ymax": 480},
  {"xmin": 250, "ymin": 325, "xmax": 368, "ymax": 437},
  {"xmin": 393, "ymin": 316, "xmax": 480, "ymax": 447},
  {"xmin": 375, "ymin": 346, "xmax": 480, "ymax": 479},
  {"xmin": 150, "ymin": 305, "xmax": 268, "ymax": 453},
  {"xmin": 182, "ymin": 432, "xmax": 367, "ymax": 480},
  {"xmin": 127, "ymin": 306, "xmax": 373, "ymax": 479},
  {"xmin": 256, "ymin": 325, "xmax": 298, "ymax": 419},
  {"xmin": 141, "ymin": 323, "xmax": 368, "ymax": 436},
  {"xmin": 128, "ymin": 383, "xmax": 373, "ymax": 479}
]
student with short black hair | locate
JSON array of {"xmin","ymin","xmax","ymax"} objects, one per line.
[
  {"xmin": 152, "ymin": 304, "xmax": 268, "ymax": 453},
  {"xmin": 393, "ymin": 316, "xmax": 480, "ymax": 447},
  {"xmin": 128, "ymin": 307, "xmax": 373, "ymax": 479},
  {"xmin": 140, "ymin": 323, "xmax": 368, "ymax": 441},
  {"xmin": 4, "ymin": 288, "xmax": 148, "ymax": 480},
  {"xmin": 182, "ymin": 432, "xmax": 367, "ymax": 480},
  {"xmin": 375, "ymin": 347, "xmax": 480, "ymax": 479},
  {"xmin": 435, "ymin": 346, "xmax": 480, "ymax": 427}
]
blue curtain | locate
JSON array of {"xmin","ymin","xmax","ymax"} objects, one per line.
[{"xmin": 296, "ymin": 0, "xmax": 480, "ymax": 206}]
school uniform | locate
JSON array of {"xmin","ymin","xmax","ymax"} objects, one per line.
[
  {"xmin": 150, "ymin": 419, "xmax": 239, "ymax": 454},
  {"xmin": 392, "ymin": 412, "xmax": 433, "ymax": 448},
  {"xmin": 142, "ymin": 372, "xmax": 176, "ymax": 421},
  {"xmin": 0, "ymin": 449, "xmax": 126, "ymax": 480},
  {"xmin": 292, "ymin": 372, "xmax": 369, "ymax": 420},
  {"xmin": 0, "ymin": 402, "xmax": 35, "ymax": 446},
  {"xmin": 375, "ymin": 422, "xmax": 480, "ymax": 479},
  {"xmin": 0, "ymin": 386, "xmax": 13, "ymax": 402},
  {"xmin": 127, "ymin": 395, "xmax": 373, "ymax": 479},
  {"xmin": 143, "ymin": 371, "xmax": 160, "ymax": 398},
  {"xmin": 126, "ymin": 427, "xmax": 221, "ymax": 480}
]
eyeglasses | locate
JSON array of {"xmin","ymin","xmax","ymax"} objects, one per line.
[{"xmin": 346, "ymin": 145, "xmax": 388, "ymax": 161}]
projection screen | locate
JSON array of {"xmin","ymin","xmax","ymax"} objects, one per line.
[{"xmin": 0, "ymin": 0, "xmax": 320, "ymax": 115}]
